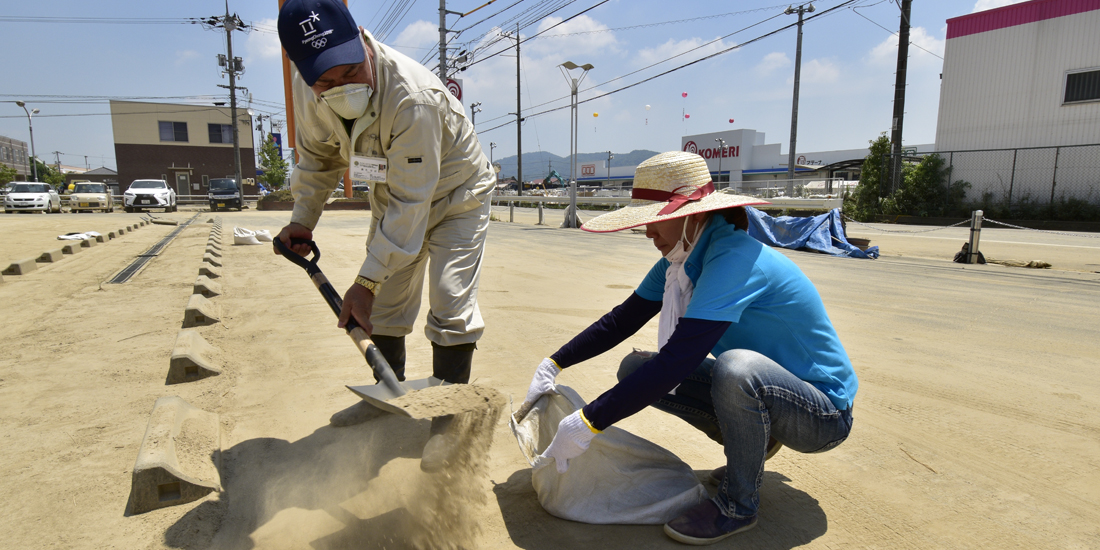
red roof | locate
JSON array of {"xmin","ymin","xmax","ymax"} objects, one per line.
[{"xmin": 946, "ymin": 0, "xmax": 1100, "ymax": 39}]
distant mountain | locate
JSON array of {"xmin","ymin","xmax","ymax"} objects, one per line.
[{"xmin": 491, "ymin": 149, "xmax": 659, "ymax": 181}]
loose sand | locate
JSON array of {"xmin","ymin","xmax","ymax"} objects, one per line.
[{"xmin": 0, "ymin": 208, "xmax": 1098, "ymax": 549}]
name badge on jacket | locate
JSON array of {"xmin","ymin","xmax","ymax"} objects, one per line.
[{"xmin": 351, "ymin": 154, "xmax": 387, "ymax": 183}]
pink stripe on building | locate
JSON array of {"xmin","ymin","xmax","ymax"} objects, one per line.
[{"xmin": 946, "ymin": 0, "xmax": 1100, "ymax": 39}]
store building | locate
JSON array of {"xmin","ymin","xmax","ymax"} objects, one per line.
[
  {"xmin": 110, "ymin": 100, "xmax": 256, "ymax": 195},
  {"xmin": 0, "ymin": 135, "xmax": 32, "ymax": 181}
]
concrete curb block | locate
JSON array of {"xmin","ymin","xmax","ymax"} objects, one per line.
[
  {"xmin": 183, "ymin": 294, "xmax": 221, "ymax": 327},
  {"xmin": 61, "ymin": 243, "xmax": 82, "ymax": 255},
  {"xmin": 81, "ymin": 238, "xmax": 97, "ymax": 248},
  {"xmin": 202, "ymin": 253, "xmax": 222, "ymax": 267},
  {"xmin": 207, "ymin": 241, "xmax": 223, "ymax": 251},
  {"xmin": 118, "ymin": 227, "xmax": 128, "ymax": 235},
  {"xmin": 193, "ymin": 275, "xmax": 222, "ymax": 298},
  {"xmin": 167, "ymin": 329, "xmax": 222, "ymax": 384},
  {"xmin": 205, "ymin": 247, "xmax": 222, "ymax": 258},
  {"xmin": 95, "ymin": 234, "xmax": 106, "ymax": 243},
  {"xmin": 5, "ymin": 258, "xmax": 38, "ymax": 275},
  {"xmin": 128, "ymin": 396, "xmax": 221, "ymax": 515},
  {"xmin": 108, "ymin": 231, "xmax": 117, "ymax": 239},
  {"xmin": 198, "ymin": 264, "xmax": 221, "ymax": 278},
  {"xmin": 37, "ymin": 249, "xmax": 64, "ymax": 263}
]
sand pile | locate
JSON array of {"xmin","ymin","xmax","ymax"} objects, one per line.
[{"xmin": 403, "ymin": 385, "xmax": 505, "ymax": 549}]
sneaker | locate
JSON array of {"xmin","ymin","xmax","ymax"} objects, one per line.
[
  {"xmin": 419, "ymin": 433, "xmax": 458, "ymax": 473},
  {"xmin": 664, "ymin": 499, "xmax": 757, "ymax": 545},
  {"xmin": 708, "ymin": 438, "xmax": 783, "ymax": 485},
  {"xmin": 329, "ymin": 400, "xmax": 390, "ymax": 427}
]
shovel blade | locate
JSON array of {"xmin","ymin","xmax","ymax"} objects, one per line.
[{"xmin": 346, "ymin": 377, "xmax": 447, "ymax": 418}]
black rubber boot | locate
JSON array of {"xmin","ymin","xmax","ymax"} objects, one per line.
[
  {"xmin": 421, "ymin": 342, "xmax": 475, "ymax": 472},
  {"xmin": 371, "ymin": 334, "xmax": 407, "ymax": 382},
  {"xmin": 330, "ymin": 335, "xmax": 406, "ymax": 427}
]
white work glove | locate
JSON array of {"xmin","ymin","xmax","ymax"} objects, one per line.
[
  {"xmin": 534, "ymin": 410, "xmax": 599, "ymax": 474},
  {"xmin": 521, "ymin": 358, "xmax": 561, "ymax": 411}
]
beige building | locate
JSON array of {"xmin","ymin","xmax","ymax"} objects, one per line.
[
  {"xmin": 109, "ymin": 100, "xmax": 256, "ymax": 195},
  {"xmin": 0, "ymin": 135, "xmax": 32, "ymax": 181}
]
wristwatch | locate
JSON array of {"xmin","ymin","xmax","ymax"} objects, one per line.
[{"xmin": 354, "ymin": 275, "xmax": 381, "ymax": 295}]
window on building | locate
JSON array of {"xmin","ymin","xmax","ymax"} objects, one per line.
[
  {"xmin": 208, "ymin": 124, "xmax": 234, "ymax": 144},
  {"xmin": 159, "ymin": 121, "xmax": 188, "ymax": 142},
  {"xmin": 1064, "ymin": 69, "xmax": 1100, "ymax": 104}
]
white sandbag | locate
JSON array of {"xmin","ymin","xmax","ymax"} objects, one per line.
[
  {"xmin": 254, "ymin": 229, "xmax": 273, "ymax": 242},
  {"xmin": 57, "ymin": 231, "xmax": 101, "ymax": 241},
  {"xmin": 510, "ymin": 385, "xmax": 708, "ymax": 525},
  {"xmin": 233, "ymin": 227, "xmax": 261, "ymax": 245}
]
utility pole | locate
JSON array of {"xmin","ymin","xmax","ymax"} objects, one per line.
[
  {"xmin": 515, "ymin": 24, "xmax": 523, "ymax": 196},
  {"xmin": 208, "ymin": 2, "xmax": 247, "ymax": 188},
  {"xmin": 438, "ymin": 1, "xmax": 462, "ymax": 80},
  {"xmin": 53, "ymin": 151, "xmax": 62, "ymax": 182},
  {"xmin": 890, "ymin": 0, "xmax": 913, "ymax": 194},
  {"xmin": 470, "ymin": 102, "xmax": 481, "ymax": 128},
  {"xmin": 785, "ymin": 3, "xmax": 814, "ymax": 196}
]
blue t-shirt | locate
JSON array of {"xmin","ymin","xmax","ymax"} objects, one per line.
[{"xmin": 635, "ymin": 215, "xmax": 858, "ymax": 410}]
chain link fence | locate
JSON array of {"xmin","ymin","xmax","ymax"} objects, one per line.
[{"xmin": 903, "ymin": 144, "xmax": 1100, "ymax": 220}]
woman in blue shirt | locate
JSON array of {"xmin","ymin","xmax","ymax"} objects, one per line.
[{"xmin": 520, "ymin": 151, "xmax": 857, "ymax": 545}]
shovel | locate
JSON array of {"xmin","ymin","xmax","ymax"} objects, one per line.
[{"xmin": 275, "ymin": 238, "xmax": 445, "ymax": 418}]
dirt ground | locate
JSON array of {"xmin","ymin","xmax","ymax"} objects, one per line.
[{"xmin": 1, "ymin": 207, "xmax": 1098, "ymax": 549}]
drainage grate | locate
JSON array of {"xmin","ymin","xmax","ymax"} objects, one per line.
[{"xmin": 108, "ymin": 215, "xmax": 199, "ymax": 284}]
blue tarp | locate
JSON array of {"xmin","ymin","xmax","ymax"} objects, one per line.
[{"xmin": 744, "ymin": 206, "xmax": 879, "ymax": 259}]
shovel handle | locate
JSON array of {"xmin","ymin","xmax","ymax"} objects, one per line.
[{"xmin": 276, "ymin": 237, "xmax": 406, "ymax": 398}]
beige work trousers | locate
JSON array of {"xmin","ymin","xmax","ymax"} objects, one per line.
[{"xmin": 367, "ymin": 190, "xmax": 491, "ymax": 347}]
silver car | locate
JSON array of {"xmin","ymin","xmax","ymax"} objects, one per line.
[
  {"xmin": 124, "ymin": 179, "xmax": 177, "ymax": 212},
  {"xmin": 4, "ymin": 183, "xmax": 62, "ymax": 213}
]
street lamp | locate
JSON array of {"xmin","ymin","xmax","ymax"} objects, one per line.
[
  {"xmin": 15, "ymin": 101, "xmax": 39, "ymax": 182},
  {"xmin": 606, "ymin": 150, "xmax": 614, "ymax": 192},
  {"xmin": 559, "ymin": 61, "xmax": 594, "ymax": 228},
  {"xmin": 470, "ymin": 102, "xmax": 482, "ymax": 128},
  {"xmin": 784, "ymin": 3, "xmax": 815, "ymax": 196},
  {"xmin": 714, "ymin": 138, "xmax": 727, "ymax": 189}
]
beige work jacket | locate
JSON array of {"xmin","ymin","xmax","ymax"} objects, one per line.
[{"xmin": 289, "ymin": 29, "xmax": 495, "ymax": 283}]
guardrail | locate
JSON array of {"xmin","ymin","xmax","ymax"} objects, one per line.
[{"xmin": 490, "ymin": 194, "xmax": 843, "ymax": 211}]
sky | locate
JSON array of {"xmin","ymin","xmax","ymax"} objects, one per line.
[{"xmin": 0, "ymin": 0, "xmax": 1029, "ymax": 173}]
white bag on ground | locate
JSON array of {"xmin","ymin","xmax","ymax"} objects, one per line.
[
  {"xmin": 233, "ymin": 226, "xmax": 261, "ymax": 245},
  {"xmin": 510, "ymin": 385, "xmax": 708, "ymax": 525},
  {"xmin": 254, "ymin": 229, "xmax": 273, "ymax": 242}
]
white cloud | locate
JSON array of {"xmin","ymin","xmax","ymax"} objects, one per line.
[
  {"xmin": 391, "ymin": 20, "xmax": 438, "ymax": 50},
  {"xmin": 175, "ymin": 50, "xmax": 200, "ymax": 66},
  {"xmin": 868, "ymin": 26, "xmax": 945, "ymax": 67},
  {"xmin": 245, "ymin": 19, "xmax": 283, "ymax": 60},
  {"xmin": 527, "ymin": 15, "xmax": 618, "ymax": 58},
  {"xmin": 972, "ymin": 0, "xmax": 1028, "ymax": 13},
  {"xmin": 635, "ymin": 37, "xmax": 731, "ymax": 68},
  {"xmin": 801, "ymin": 59, "xmax": 840, "ymax": 84},
  {"xmin": 755, "ymin": 52, "xmax": 790, "ymax": 75}
]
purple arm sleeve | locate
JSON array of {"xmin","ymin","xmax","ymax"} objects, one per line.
[
  {"xmin": 550, "ymin": 292, "xmax": 662, "ymax": 369},
  {"xmin": 581, "ymin": 317, "xmax": 732, "ymax": 431}
]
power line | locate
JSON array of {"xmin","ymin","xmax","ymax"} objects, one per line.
[
  {"xmin": 477, "ymin": 0, "xmax": 858, "ymax": 135},
  {"xmin": 850, "ymin": 5, "xmax": 942, "ymax": 59}
]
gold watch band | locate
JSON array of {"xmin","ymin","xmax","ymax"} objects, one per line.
[{"xmin": 354, "ymin": 275, "xmax": 381, "ymax": 294}]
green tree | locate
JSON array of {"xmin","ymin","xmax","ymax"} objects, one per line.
[
  {"xmin": 884, "ymin": 153, "xmax": 971, "ymax": 217},
  {"xmin": 29, "ymin": 158, "xmax": 65, "ymax": 186},
  {"xmin": 844, "ymin": 133, "xmax": 891, "ymax": 221},
  {"xmin": 0, "ymin": 163, "xmax": 17, "ymax": 186},
  {"xmin": 257, "ymin": 135, "xmax": 288, "ymax": 189}
]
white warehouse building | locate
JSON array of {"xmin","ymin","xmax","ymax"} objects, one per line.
[{"xmin": 934, "ymin": 0, "xmax": 1100, "ymax": 204}]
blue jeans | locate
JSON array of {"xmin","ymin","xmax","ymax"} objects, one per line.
[{"xmin": 618, "ymin": 349, "xmax": 853, "ymax": 519}]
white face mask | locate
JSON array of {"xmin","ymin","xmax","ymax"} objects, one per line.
[
  {"xmin": 657, "ymin": 217, "xmax": 704, "ymax": 354},
  {"xmin": 321, "ymin": 83, "xmax": 373, "ymax": 120}
]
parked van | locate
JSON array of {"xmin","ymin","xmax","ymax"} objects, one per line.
[{"xmin": 208, "ymin": 178, "xmax": 242, "ymax": 211}]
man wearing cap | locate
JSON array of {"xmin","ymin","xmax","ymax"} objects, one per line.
[
  {"xmin": 275, "ymin": 0, "xmax": 495, "ymax": 469},
  {"xmin": 518, "ymin": 151, "xmax": 858, "ymax": 544}
]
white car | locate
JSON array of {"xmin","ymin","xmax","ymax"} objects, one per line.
[
  {"xmin": 69, "ymin": 182, "xmax": 115, "ymax": 213},
  {"xmin": 4, "ymin": 183, "xmax": 62, "ymax": 213},
  {"xmin": 124, "ymin": 179, "xmax": 177, "ymax": 212}
]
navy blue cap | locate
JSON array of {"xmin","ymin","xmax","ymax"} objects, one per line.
[{"xmin": 278, "ymin": 0, "xmax": 365, "ymax": 86}]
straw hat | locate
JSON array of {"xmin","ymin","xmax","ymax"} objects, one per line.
[{"xmin": 581, "ymin": 151, "xmax": 769, "ymax": 233}]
